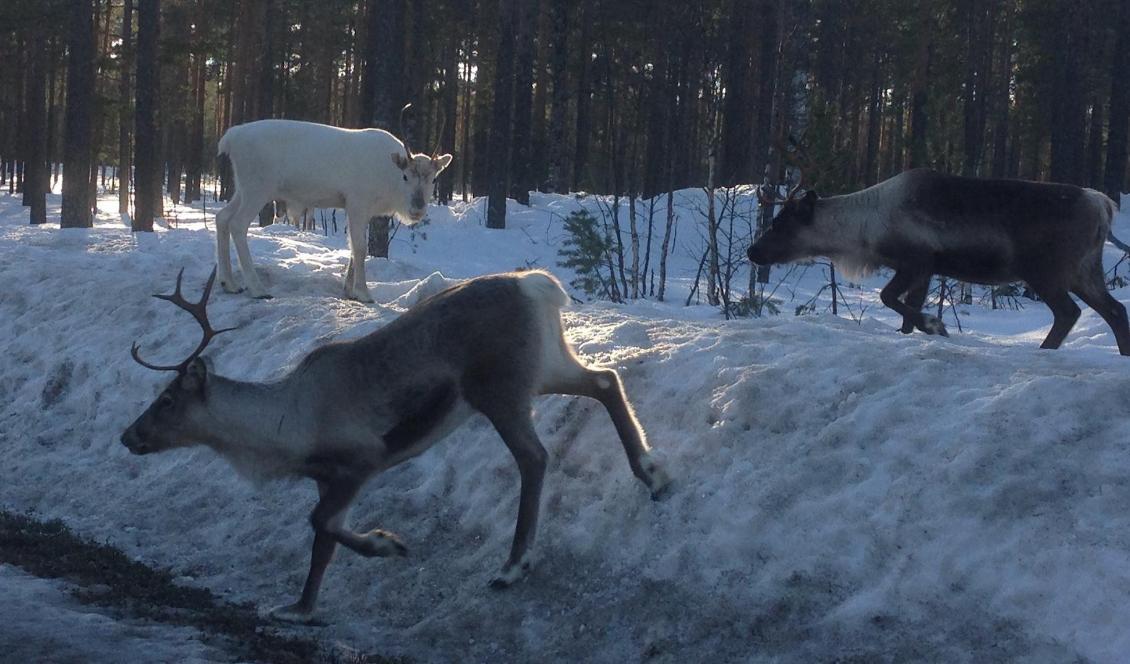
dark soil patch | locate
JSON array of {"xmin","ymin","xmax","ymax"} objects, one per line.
[{"xmin": 0, "ymin": 510, "xmax": 405, "ymax": 664}]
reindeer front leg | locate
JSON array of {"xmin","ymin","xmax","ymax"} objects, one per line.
[
  {"xmin": 899, "ymin": 273, "xmax": 933, "ymax": 334},
  {"xmin": 881, "ymin": 269, "xmax": 948, "ymax": 337},
  {"xmin": 472, "ymin": 398, "xmax": 548, "ymax": 589},
  {"xmin": 270, "ymin": 477, "xmax": 406, "ymax": 623},
  {"xmin": 344, "ymin": 209, "xmax": 376, "ymax": 303}
]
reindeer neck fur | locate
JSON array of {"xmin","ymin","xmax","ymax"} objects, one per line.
[
  {"xmin": 811, "ymin": 179, "xmax": 899, "ymax": 281},
  {"xmin": 191, "ymin": 374, "xmax": 307, "ymax": 483}
]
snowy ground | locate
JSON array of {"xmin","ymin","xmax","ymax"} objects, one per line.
[
  {"xmin": 3, "ymin": 186, "xmax": 1130, "ymax": 662},
  {"xmin": 0, "ymin": 565, "xmax": 226, "ymax": 664}
]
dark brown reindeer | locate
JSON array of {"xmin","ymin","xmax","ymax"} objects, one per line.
[
  {"xmin": 747, "ymin": 168, "xmax": 1130, "ymax": 355},
  {"xmin": 121, "ymin": 268, "xmax": 669, "ymax": 622}
]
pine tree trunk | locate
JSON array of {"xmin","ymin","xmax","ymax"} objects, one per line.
[
  {"xmin": 61, "ymin": 0, "xmax": 95, "ymax": 228},
  {"xmin": 364, "ymin": 0, "xmax": 405, "ymax": 255},
  {"xmin": 118, "ymin": 0, "xmax": 133, "ymax": 215},
  {"xmin": 133, "ymin": 0, "xmax": 160, "ymax": 232},
  {"xmin": 571, "ymin": 0, "xmax": 591, "ymax": 191},
  {"xmin": 508, "ymin": 0, "xmax": 538, "ymax": 204},
  {"xmin": 720, "ymin": 0, "xmax": 754, "ymax": 186},
  {"xmin": 908, "ymin": 4, "xmax": 932, "ymax": 169},
  {"xmin": 1104, "ymin": 0, "xmax": 1130, "ymax": 198},
  {"xmin": 437, "ymin": 39, "xmax": 458, "ymax": 204},
  {"xmin": 545, "ymin": 0, "xmax": 569, "ymax": 193},
  {"xmin": 24, "ymin": 31, "xmax": 48, "ymax": 224},
  {"xmin": 486, "ymin": 0, "xmax": 517, "ymax": 229}
]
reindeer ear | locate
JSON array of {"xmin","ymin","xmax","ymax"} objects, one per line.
[
  {"xmin": 181, "ymin": 357, "xmax": 209, "ymax": 393},
  {"xmin": 432, "ymin": 154, "xmax": 453, "ymax": 174},
  {"xmin": 391, "ymin": 152, "xmax": 409, "ymax": 170}
]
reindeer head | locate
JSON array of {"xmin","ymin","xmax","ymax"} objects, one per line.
[
  {"xmin": 390, "ymin": 104, "xmax": 453, "ymax": 223},
  {"xmin": 747, "ymin": 178, "xmax": 821, "ymax": 266},
  {"xmin": 121, "ymin": 268, "xmax": 233, "ymax": 455}
]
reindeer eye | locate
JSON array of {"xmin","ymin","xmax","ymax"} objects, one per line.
[
  {"xmin": 159, "ymin": 394, "xmax": 174, "ymax": 409},
  {"xmin": 403, "ymin": 174, "xmax": 408, "ymax": 182}
]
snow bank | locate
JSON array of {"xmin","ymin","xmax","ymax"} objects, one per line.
[
  {"xmin": 2, "ymin": 190, "xmax": 1130, "ymax": 662},
  {"xmin": 0, "ymin": 566, "xmax": 224, "ymax": 664}
]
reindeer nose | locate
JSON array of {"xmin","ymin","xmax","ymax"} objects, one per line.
[{"xmin": 120, "ymin": 429, "xmax": 148, "ymax": 454}]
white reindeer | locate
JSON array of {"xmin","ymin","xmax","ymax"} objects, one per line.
[
  {"xmin": 215, "ymin": 119, "xmax": 452, "ymax": 302},
  {"xmin": 121, "ymin": 268, "xmax": 670, "ymax": 622}
]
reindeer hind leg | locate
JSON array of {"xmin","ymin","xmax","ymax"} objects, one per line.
[
  {"xmin": 542, "ymin": 353, "xmax": 669, "ymax": 499},
  {"xmin": 1072, "ymin": 263, "xmax": 1130, "ymax": 355}
]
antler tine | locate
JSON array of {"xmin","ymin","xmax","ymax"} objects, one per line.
[
  {"xmin": 132, "ymin": 267, "xmax": 236, "ymax": 373},
  {"xmin": 431, "ymin": 112, "xmax": 447, "ymax": 158},
  {"xmin": 787, "ymin": 171, "xmax": 804, "ymax": 200},
  {"xmin": 399, "ymin": 103, "xmax": 415, "ymax": 157},
  {"xmin": 131, "ymin": 341, "xmax": 182, "ymax": 372},
  {"xmin": 153, "ymin": 267, "xmax": 187, "ymax": 305}
]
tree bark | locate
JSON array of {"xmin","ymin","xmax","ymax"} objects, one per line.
[
  {"xmin": 571, "ymin": 0, "xmax": 592, "ymax": 191},
  {"xmin": 118, "ymin": 0, "xmax": 133, "ymax": 215},
  {"xmin": 545, "ymin": 0, "xmax": 569, "ymax": 193},
  {"xmin": 133, "ymin": 0, "xmax": 160, "ymax": 232},
  {"xmin": 486, "ymin": 0, "xmax": 517, "ymax": 229},
  {"xmin": 508, "ymin": 0, "xmax": 538, "ymax": 204},
  {"xmin": 1104, "ymin": 0, "xmax": 1130, "ymax": 198},
  {"xmin": 61, "ymin": 0, "xmax": 96, "ymax": 228},
  {"xmin": 24, "ymin": 31, "xmax": 48, "ymax": 224}
]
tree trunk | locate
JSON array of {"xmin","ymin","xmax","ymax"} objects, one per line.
[
  {"xmin": 908, "ymin": 3, "xmax": 933, "ymax": 169},
  {"xmin": 437, "ymin": 39, "xmax": 459, "ymax": 204},
  {"xmin": 364, "ymin": 0, "xmax": 405, "ymax": 256},
  {"xmin": 508, "ymin": 0, "xmax": 538, "ymax": 204},
  {"xmin": 571, "ymin": 0, "xmax": 592, "ymax": 191},
  {"xmin": 118, "ymin": 0, "xmax": 133, "ymax": 215},
  {"xmin": 24, "ymin": 31, "xmax": 48, "ymax": 224},
  {"xmin": 486, "ymin": 0, "xmax": 517, "ymax": 229},
  {"xmin": 133, "ymin": 0, "xmax": 160, "ymax": 232},
  {"xmin": 1104, "ymin": 0, "xmax": 1130, "ymax": 198},
  {"xmin": 720, "ymin": 0, "xmax": 754, "ymax": 186},
  {"xmin": 61, "ymin": 0, "xmax": 95, "ymax": 228},
  {"xmin": 545, "ymin": 0, "xmax": 569, "ymax": 193}
]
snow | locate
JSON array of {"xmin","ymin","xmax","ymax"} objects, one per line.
[
  {"xmin": 3, "ymin": 185, "xmax": 1130, "ymax": 662},
  {"xmin": 0, "ymin": 565, "xmax": 225, "ymax": 664}
]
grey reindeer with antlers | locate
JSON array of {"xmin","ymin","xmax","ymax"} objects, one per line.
[{"xmin": 121, "ymin": 267, "xmax": 669, "ymax": 622}]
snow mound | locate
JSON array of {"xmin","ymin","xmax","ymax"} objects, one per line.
[{"xmin": 3, "ymin": 191, "xmax": 1130, "ymax": 662}]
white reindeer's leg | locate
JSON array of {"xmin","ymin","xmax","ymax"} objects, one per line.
[
  {"xmin": 229, "ymin": 206, "xmax": 271, "ymax": 299},
  {"xmin": 214, "ymin": 192, "xmax": 243, "ymax": 293},
  {"xmin": 345, "ymin": 208, "xmax": 374, "ymax": 303}
]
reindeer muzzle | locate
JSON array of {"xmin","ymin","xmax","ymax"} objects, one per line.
[{"xmin": 120, "ymin": 428, "xmax": 153, "ymax": 455}]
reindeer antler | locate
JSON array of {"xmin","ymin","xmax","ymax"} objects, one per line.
[
  {"xmin": 131, "ymin": 267, "xmax": 237, "ymax": 373},
  {"xmin": 399, "ymin": 103, "xmax": 415, "ymax": 158},
  {"xmin": 431, "ymin": 111, "xmax": 447, "ymax": 159},
  {"xmin": 786, "ymin": 170, "xmax": 804, "ymax": 200}
]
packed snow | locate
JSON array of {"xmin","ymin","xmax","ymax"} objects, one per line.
[
  {"xmin": 3, "ymin": 184, "xmax": 1130, "ymax": 662},
  {"xmin": 0, "ymin": 565, "xmax": 225, "ymax": 664}
]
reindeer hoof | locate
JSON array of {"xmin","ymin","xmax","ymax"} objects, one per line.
[
  {"xmin": 638, "ymin": 455, "xmax": 672, "ymax": 501},
  {"xmin": 220, "ymin": 282, "xmax": 244, "ymax": 294},
  {"xmin": 919, "ymin": 315, "xmax": 949, "ymax": 337},
  {"xmin": 358, "ymin": 530, "xmax": 407, "ymax": 557},
  {"xmin": 488, "ymin": 559, "xmax": 531, "ymax": 590},
  {"xmin": 268, "ymin": 603, "xmax": 322, "ymax": 625}
]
